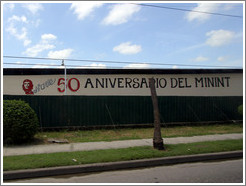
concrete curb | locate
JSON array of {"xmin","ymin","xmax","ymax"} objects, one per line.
[{"xmin": 3, "ymin": 150, "xmax": 243, "ymax": 180}]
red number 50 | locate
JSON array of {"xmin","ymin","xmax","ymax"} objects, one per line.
[{"xmin": 58, "ymin": 78, "xmax": 80, "ymax": 92}]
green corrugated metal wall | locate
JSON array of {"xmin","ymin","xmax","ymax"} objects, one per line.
[{"xmin": 3, "ymin": 95, "xmax": 243, "ymax": 128}]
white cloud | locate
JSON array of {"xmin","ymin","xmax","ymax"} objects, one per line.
[
  {"xmin": 113, "ymin": 42, "xmax": 142, "ymax": 55},
  {"xmin": 206, "ymin": 29, "xmax": 235, "ymax": 47},
  {"xmin": 18, "ymin": 27, "xmax": 28, "ymax": 40},
  {"xmin": 172, "ymin": 65, "xmax": 179, "ymax": 69},
  {"xmin": 48, "ymin": 49, "xmax": 73, "ymax": 59},
  {"xmin": 193, "ymin": 56, "xmax": 209, "ymax": 62},
  {"xmin": 22, "ymin": 3, "xmax": 43, "ymax": 14},
  {"xmin": 8, "ymin": 15, "xmax": 28, "ymax": 23},
  {"xmin": 6, "ymin": 25, "xmax": 23, "ymax": 40},
  {"xmin": 217, "ymin": 56, "xmax": 228, "ymax": 62},
  {"xmin": 73, "ymin": 63, "xmax": 107, "ymax": 69},
  {"xmin": 24, "ymin": 34, "xmax": 57, "ymax": 57},
  {"xmin": 23, "ymin": 39, "xmax": 32, "ymax": 46},
  {"xmin": 70, "ymin": 2, "xmax": 103, "ymax": 20},
  {"xmin": 31, "ymin": 63, "xmax": 63, "ymax": 69},
  {"xmin": 102, "ymin": 4, "xmax": 140, "ymax": 25},
  {"xmin": 41, "ymin": 34, "xmax": 57, "ymax": 41},
  {"xmin": 90, "ymin": 63, "xmax": 106, "ymax": 68},
  {"xmin": 24, "ymin": 43, "xmax": 55, "ymax": 57},
  {"xmin": 124, "ymin": 63, "xmax": 150, "ymax": 69},
  {"xmin": 186, "ymin": 3, "xmax": 220, "ymax": 22},
  {"xmin": 6, "ymin": 15, "xmax": 31, "ymax": 46},
  {"xmin": 33, "ymin": 19, "xmax": 41, "ymax": 28}
]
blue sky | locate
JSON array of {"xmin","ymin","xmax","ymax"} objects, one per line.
[{"xmin": 2, "ymin": 1, "xmax": 244, "ymax": 69}]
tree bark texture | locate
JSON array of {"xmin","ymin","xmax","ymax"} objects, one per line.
[{"xmin": 149, "ymin": 77, "xmax": 165, "ymax": 150}]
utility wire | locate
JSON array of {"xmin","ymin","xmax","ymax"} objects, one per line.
[
  {"xmin": 3, "ymin": 62, "xmax": 115, "ymax": 69},
  {"xmin": 132, "ymin": 3, "xmax": 243, "ymax": 18},
  {"xmin": 4, "ymin": 62, "xmax": 61, "ymax": 67},
  {"xmin": 3, "ymin": 56, "xmax": 242, "ymax": 68}
]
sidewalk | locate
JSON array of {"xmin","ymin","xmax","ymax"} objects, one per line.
[
  {"xmin": 3, "ymin": 133, "xmax": 243, "ymax": 181},
  {"xmin": 3, "ymin": 133, "xmax": 243, "ymax": 156}
]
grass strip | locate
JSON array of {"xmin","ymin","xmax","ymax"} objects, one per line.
[
  {"xmin": 35, "ymin": 123, "xmax": 243, "ymax": 144},
  {"xmin": 3, "ymin": 139, "xmax": 243, "ymax": 171}
]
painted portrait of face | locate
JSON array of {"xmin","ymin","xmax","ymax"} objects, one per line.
[{"xmin": 22, "ymin": 79, "xmax": 34, "ymax": 95}]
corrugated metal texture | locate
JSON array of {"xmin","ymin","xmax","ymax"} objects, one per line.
[
  {"xmin": 3, "ymin": 95, "xmax": 243, "ymax": 128},
  {"xmin": 158, "ymin": 96, "xmax": 243, "ymax": 123}
]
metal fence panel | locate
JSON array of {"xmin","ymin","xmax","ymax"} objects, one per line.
[{"xmin": 3, "ymin": 95, "xmax": 243, "ymax": 128}]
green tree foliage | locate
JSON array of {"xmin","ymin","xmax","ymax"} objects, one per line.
[
  {"xmin": 3, "ymin": 100, "xmax": 39, "ymax": 144},
  {"xmin": 238, "ymin": 104, "xmax": 243, "ymax": 116}
]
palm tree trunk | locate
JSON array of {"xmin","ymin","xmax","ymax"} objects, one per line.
[{"xmin": 149, "ymin": 77, "xmax": 165, "ymax": 150}]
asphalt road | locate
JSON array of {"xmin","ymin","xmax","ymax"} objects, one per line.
[{"xmin": 6, "ymin": 159, "xmax": 243, "ymax": 183}]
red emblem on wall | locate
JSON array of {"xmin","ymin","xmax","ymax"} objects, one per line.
[{"xmin": 22, "ymin": 79, "xmax": 34, "ymax": 95}]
